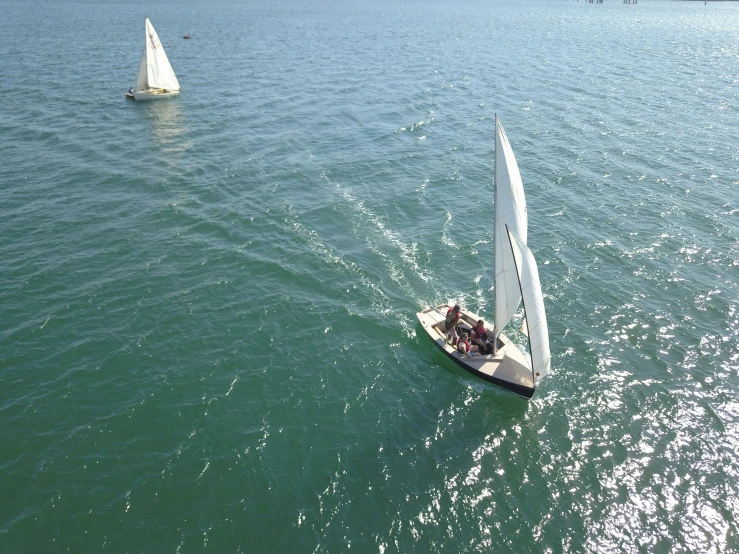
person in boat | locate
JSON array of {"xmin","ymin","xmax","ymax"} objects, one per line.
[
  {"xmin": 457, "ymin": 332, "xmax": 478, "ymax": 357},
  {"xmin": 128, "ymin": 87, "xmax": 134, "ymax": 96},
  {"xmin": 470, "ymin": 319, "xmax": 493, "ymax": 354},
  {"xmin": 445, "ymin": 305, "xmax": 462, "ymax": 345}
]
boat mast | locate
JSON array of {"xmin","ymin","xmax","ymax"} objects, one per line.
[{"xmin": 492, "ymin": 114, "xmax": 499, "ymax": 355}]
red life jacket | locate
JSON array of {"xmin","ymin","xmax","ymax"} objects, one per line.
[
  {"xmin": 471, "ymin": 323, "xmax": 486, "ymax": 338},
  {"xmin": 446, "ymin": 307, "xmax": 460, "ymax": 325}
]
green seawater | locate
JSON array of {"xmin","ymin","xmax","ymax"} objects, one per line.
[{"xmin": 1, "ymin": 0, "xmax": 738, "ymax": 552}]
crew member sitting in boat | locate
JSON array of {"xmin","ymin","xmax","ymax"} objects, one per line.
[
  {"xmin": 470, "ymin": 319, "xmax": 493, "ymax": 354},
  {"xmin": 445, "ymin": 305, "xmax": 462, "ymax": 345},
  {"xmin": 457, "ymin": 332, "xmax": 478, "ymax": 357}
]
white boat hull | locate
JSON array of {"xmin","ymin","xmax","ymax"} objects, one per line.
[
  {"xmin": 416, "ymin": 304, "xmax": 536, "ymax": 399},
  {"xmin": 132, "ymin": 89, "xmax": 180, "ymax": 101}
]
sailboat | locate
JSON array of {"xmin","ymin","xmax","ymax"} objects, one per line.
[
  {"xmin": 126, "ymin": 18, "xmax": 181, "ymax": 101},
  {"xmin": 416, "ymin": 116, "xmax": 551, "ymax": 399}
]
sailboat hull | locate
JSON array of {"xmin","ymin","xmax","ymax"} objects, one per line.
[
  {"xmin": 416, "ymin": 304, "xmax": 536, "ymax": 399},
  {"xmin": 132, "ymin": 90, "xmax": 180, "ymax": 101}
]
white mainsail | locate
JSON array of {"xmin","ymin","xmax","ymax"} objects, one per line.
[
  {"xmin": 493, "ymin": 116, "xmax": 528, "ymax": 340},
  {"xmin": 140, "ymin": 18, "xmax": 180, "ymax": 92},
  {"xmin": 507, "ymin": 227, "xmax": 551, "ymax": 380}
]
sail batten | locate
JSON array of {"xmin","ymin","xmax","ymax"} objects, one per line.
[{"xmin": 493, "ymin": 116, "xmax": 528, "ymax": 339}]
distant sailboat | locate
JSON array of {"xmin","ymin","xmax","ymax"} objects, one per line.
[
  {"xmin": 416, "ymin": 116, "xmax": 551, "ymax": 399},
  {"xmin": 126, "ymin": 18, "xmax": 181, "ymax": 101}
]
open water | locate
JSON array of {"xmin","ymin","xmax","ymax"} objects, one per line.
[{"xmin": 1, "ymin": 0, "xmax": 738, "ymax": 552}]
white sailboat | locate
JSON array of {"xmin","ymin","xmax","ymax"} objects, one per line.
[
  {"xmin": 126, "ymin": 18, "xmax": 181, "ymax": 101},
  {"xmin": 416, "ymin": 116, "xmax": 551, "ymax": 399}
]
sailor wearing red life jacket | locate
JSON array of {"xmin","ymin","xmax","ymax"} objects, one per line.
[
  {"xmin": 470, "ymin": 319, "xmax": 494, "ymax": 354},
  {"xmin": 470, "ymin": 320, "xmax": 487, "ymax": 340},
  {"xmin": 457, "ymin": 333, "xmax": 478, "ymax": 357},
  {"xmin": 445, "ymin": 305, "xmax": 461, "ymax": 344}
]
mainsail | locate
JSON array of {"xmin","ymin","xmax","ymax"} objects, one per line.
[
  {"xmin": 140, "ymin": 18, "xmax": 180, "ymax": 92},
  {"xmin": 493, "ymin": 116, "xmax": 528, "ymax": 340},
  {"xmin": 507, "ymin": 227, "xmax": 551, "ymax": 380}
]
